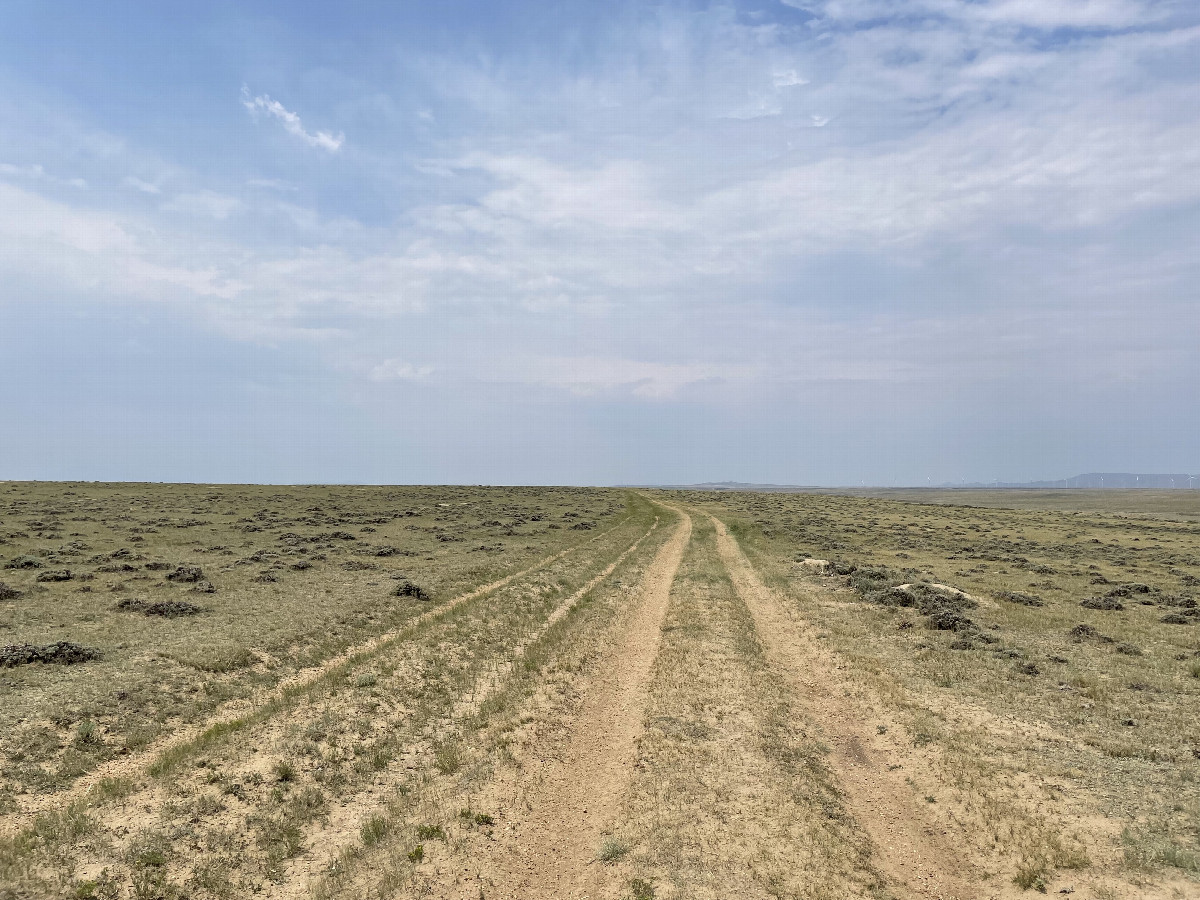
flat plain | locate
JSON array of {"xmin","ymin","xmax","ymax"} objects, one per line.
[{"xmin": 1, "ymin": 483, "xmax": 1197, "ymax": 900}]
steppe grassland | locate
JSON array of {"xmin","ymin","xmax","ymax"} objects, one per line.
[
  {"xmin": 0, "ymin": 483, "xmax": 646, "ymax": 894},
  {"xmin": 676, "ymin": 488, "xmax": 1200, "ymax": 893}
]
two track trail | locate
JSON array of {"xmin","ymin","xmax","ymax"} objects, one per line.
[
  {"xmin": 437, "ymin": 503, "xmax": 692, "ymax": 900},
  {"xmin": 711, "ymin": 515, "xmax": 974, "ymax": 900},
  {"xmin": 267, "ymin": 517, "xmax": 663, "ymax": 897},
  {"xmin": 0, "ymin": 520, "xmax": 631, "ymax": 839}
]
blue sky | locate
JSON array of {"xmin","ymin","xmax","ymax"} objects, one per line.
[{"xmin": 1, "ymin": 0, "xmax": 1198, "ymax": 485}]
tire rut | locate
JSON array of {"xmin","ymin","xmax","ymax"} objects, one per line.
[
  {"xmin": 440, "ymin": 502, "xmax": 691, "ymax": 900},
  {"xmin": 266, "ymin": 517, "xmax": 663, "ymax": 898},
  {"xmin": 710, "ymin": 514, "xmax": 975, "ymax": 900}
]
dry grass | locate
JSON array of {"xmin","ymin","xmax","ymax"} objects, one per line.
[
  {"xmin": 0, "ymin": 482, "xmax": 641, "ymax": 897},
  {"xmin": 606, "ymin": 518, "xmax": 881, "ymax": 899},
  {"xmin": 672, "ymin": 488, "xmax": 1200, "ymax": 895},
  {"xmin": 5, "ymin": 481, "xmax": 1199, "ymax": 898}
]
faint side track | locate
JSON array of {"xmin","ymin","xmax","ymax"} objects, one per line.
[
  {"xmin": 710, "ymin": 514, "xmax": 975, "ymax": 900},
  {"xmin": 0, "ymin": 518, "xmax": 631, "ymax": 837},
  {"xmin": 267, "ymin": 517, "xmax": 662, "ymax": 899},
  {"xmin": 455, "ymin": 502, "xmax": 691, "ymax": 900}
]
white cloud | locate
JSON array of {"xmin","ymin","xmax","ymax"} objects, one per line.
[
  {"xmin": 773, "ymin": 69, "xmax": 809, "ymax": 88},
  {"xmin": 162, "ymin": 190, "xmax": 241, "ymax": 220},
  {"xmin": 1, "ymin": 162, "xmax": 85, "ymax": 188},
  {"xmin": 247, "ymin": 178, "xmax": 298, "ymax": 191},
  {"xmin": 518, "ymin": 357, "xmax": 759, "ymax": 400},
  {"xmin": 0, "ymin": 162, "xmax": 46, "ymax": 178},
  {"xmin": 242, "ymin": 87, "xmax": 344, "ymax": 152},
  {"xmin": 123, "ymin": 176, "xmax": 161, "ymax": 194},
  {"xmin": 370, "ymin": 359, "xmax": 434, "ymax": 381}
]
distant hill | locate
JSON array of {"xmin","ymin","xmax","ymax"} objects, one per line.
[{"xmin": 632, "ymin": 474, "xmax": 1200, "ymax": 491}]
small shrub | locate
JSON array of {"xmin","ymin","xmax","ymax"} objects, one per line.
[
  {"xmin": 4, "ymin": 555, "xmax": 44, "ymax": 569},
  {"xmin": 416, "ymin": 824, "xmax": 445, "ymax": 841},
  {"xmin": 0, "ymin": 641, "xmax": 101, "ymax": 667},
  {"xmin": 629, "ymin": 878, "xmax": 655, "ymax": 900},
  {"xmin": 407, "ymin": 844, "xmax": 424, "ymax": 863},
  {"xmin": 995, "ymin": 590, "xmax": 1044, "ymax": 607},
  {"xmin": 75, "ymin": 719, "xmax": 101, "ymax": 746},
  {"xmin": 35, "ymin": 569, "xmax": 73, "ymax": 582},
  {"xmin": 273, "ymin": 760, "xmax": 296, "ymax": 783},
  {"xmin": 1013, "ymin": 860, "xmax": 1048, "ymax": 892},
  {"xmin": 165, "ymin": 565, "xmax": 204, "ymax": 583},
  {"xmin": 393, "ymin": 579, "xmax": 430, "ymax": 601}
]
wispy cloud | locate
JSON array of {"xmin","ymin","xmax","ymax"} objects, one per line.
[
  {"xmin": 517, "ymin": 357, "xmax": 760, "ymax": 401},
  {"xmin": 370, "ymin": 359, "xmax": 433, "ymax": 381},
  {"xmin": 241, "ymin": 87, "xmax": 344, "ymax": 152},
  {"xmin": 123, "ymin": 176, "xmax": 161, "ymax": 194},
  {"xmin": 1, "ymin": 161, "xmax": 86, "ymax": 188}
]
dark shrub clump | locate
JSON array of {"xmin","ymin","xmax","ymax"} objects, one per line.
[
  {"xmin": 165, "ymin": 565, "xmax": 205, "ymax": 583},
  {"xmin": 1080, "ymin": 596, "xmax": 1124, "ymax": 611},
  {"xmin": 995, "ymin": 590, "xmax": 1044, "ymax": 607},
  {"xmin": 117, "ymin": 598, "xmax": 202, "ymax": 618},
  {"xmin": 393, "ymin": 579, "xmax": 430, "ymax": 601},
  {"xmin": 1, "ymin": 641, "xmax": 101, "ymax": 667}
]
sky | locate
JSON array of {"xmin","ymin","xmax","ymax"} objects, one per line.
[{"xmin": 1, "ymin": 0, "xmax": 1198, "ymax": 486}]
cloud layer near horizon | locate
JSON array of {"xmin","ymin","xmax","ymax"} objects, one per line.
[{"xmin": 1, "ymin": 1, "xmax": 1198, "ymax": 484}]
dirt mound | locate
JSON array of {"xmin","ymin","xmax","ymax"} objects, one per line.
[
  {"xmin": 0, "ymin": 581, "xmax": 22, "ymax": 601},
  {"xmin": 0, "ymin": 641, "xmax": 101, "ymax": 667},
  {"xmin": 116, "ymin": 598, "xmax": 203, "ymax": 618}
]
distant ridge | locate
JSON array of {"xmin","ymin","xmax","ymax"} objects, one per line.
[
  {"xmin": 631, "ymin": 474, "xmax": 1200, "ymax": 492},
  {"xmin": 954, "ymin": 473, "xmax": 1200, "ymax": 490}
]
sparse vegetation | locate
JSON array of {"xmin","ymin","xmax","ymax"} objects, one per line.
[{"xmin": 2, "ymin": 483, "xmax": 1197, "ymax": 898}]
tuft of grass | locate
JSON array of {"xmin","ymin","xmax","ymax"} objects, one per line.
[
  {"xmin": 433, "ymin": 740, "xmax": 462, "ymax": 775},
  {"xmin": 273, "ymin": 759, "xmax": 296, "ymax": 783},
  {"xmin": 74, "ymin": 720, "xmax": 101, "ymax": 747},
  {"xmin": 360, "ymin": 815, "xmax": 389, "ymax": 847},
  {"xmin": 1013, "ymin": 860, "xmax": 1048, "ymax": 893},
  {"xmin": 599, "ymin": 837, "xmax": 630, "ymax": 862},
  {"xmin": 628, "ymin": 878, "xmax": 655, "ymax": 900}
]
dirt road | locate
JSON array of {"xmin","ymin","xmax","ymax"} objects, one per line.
[{"xmin": 711, "ymin": 514, "xmax": 974, "ymax": 900}]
